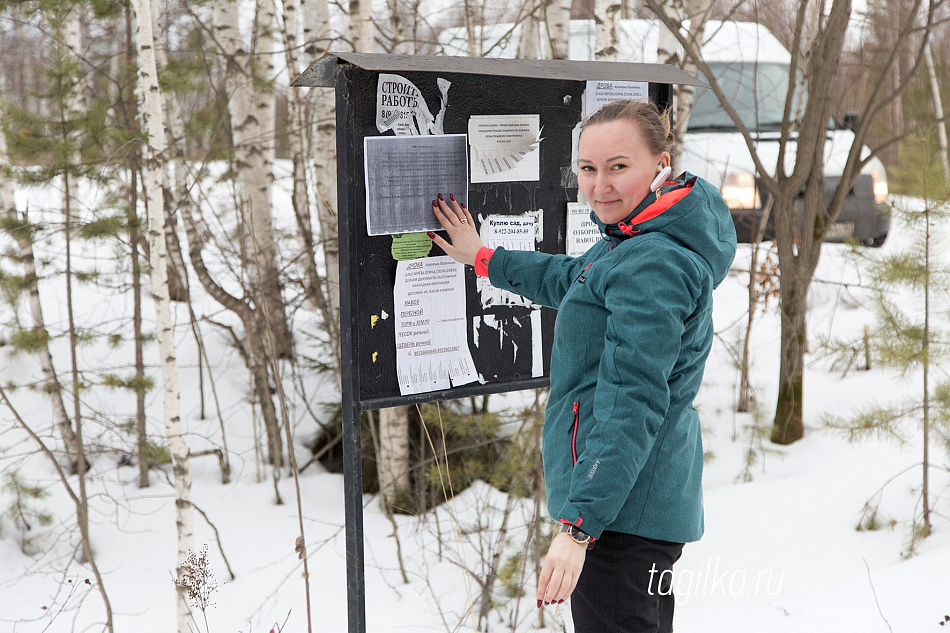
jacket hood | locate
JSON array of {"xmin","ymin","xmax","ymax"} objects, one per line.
[{"xmin": 590, "ymin": 171, "xmax": 737, "ymax": 287}]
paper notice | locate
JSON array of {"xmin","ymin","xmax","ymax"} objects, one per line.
[
  {"xmin": 468, "ymin": 115, "xmax": 541, "ymax": 183},
  {"xmin": 567, "ymin": 203, "xmax": 601, "ymax": 256},
  {"xmin": 364, "ymin": 134, "xmax": 468, "ymax": 235},
  {"xmin": 377, "ymin": 74, "xmax": 451, "ymax": 136},
  {"xmin": 394, "ymin": 257, "xmax": 478, "ymax": 395},
  {"xmin": 485, "ymin": 215, "xmax": 536, "ymax": 251},
  {"xmin": 476, "ymin": 211, "xmax": 542, "ymax": 308},
  {"xmin": 585, "ymin": 80, "xmax": 649, "ymax": 117}
]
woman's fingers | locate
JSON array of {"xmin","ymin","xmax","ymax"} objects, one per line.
[{"xmin": 430, "ymin": 194, "xmax": 483, "ymax": 267}]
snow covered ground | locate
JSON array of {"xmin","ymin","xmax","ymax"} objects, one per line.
[{"xmin": 0, "ymin": 190, "xmax": 947, "ymax": 633}]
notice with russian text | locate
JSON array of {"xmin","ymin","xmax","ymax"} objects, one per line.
[{"xmin": 394, "ymin": 257, "xmax": 478, "ymax": 395}]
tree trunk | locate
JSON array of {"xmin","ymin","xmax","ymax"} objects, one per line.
[
  {"xmin": 544, "ymin": 0, "xmax": 572, "ymax": 60},
  {"xmin": 771, "ymin": 0, "xmax": 852, "ymax": 444},
  {"xmin": 593, "ymin": 0, "xmax": 621, "ymax": 61},
  {"xmin": 517, "ymin": 11, "xmax": 541, "ymax": 59},
  {"xmin": 349, "ymin": 0, "xmax": 375, "ymax": 53},
  {"xmin": 652, "ymin": 0, "xmax": 710, "ymax": 170},
  {"xmin": 378, "ymin": 406, "xmax": 411, "ymax": 510},
  {"xmin": 131, "ymin": 2, "xmax": 194, "ymax": 631},
  {"xmin": 62, "ymin": 3, "xmax": 86, "ymax": 230},
  {"xmin": 305, "ymin": 0, "xmax": 342, "ymax": 380},
  {"xmin": 214, "ymin": 0, "xmax": 293, "ymax": 359},
  {"xmin": 276, "ymin": 0, "xmax": 329, "ymax": 329},
  {"xmin": 923, "ymin": 42, "xmax": 950, "ymax": 181},
  {"xmin": 126, "ymin": 3, "xmax": 149, "ymax": 489},
  {"xmin": 175, "ymin": 153, "xmax": 285, "ymax": 471}
]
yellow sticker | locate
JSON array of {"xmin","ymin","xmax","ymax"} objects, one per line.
[
  {"xmin": 371, "ymin": 314, "xmax": 379, "ymax": 328},
  {"xmin": 372, "ymin": 351, "xmax": 378, "ymax": 363}
]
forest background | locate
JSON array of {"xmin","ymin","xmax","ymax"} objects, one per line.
[{"xmin": 1, "ymin": 0, "xmax": 950, "ymax": 631}]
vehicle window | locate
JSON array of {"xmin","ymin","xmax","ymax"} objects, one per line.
[{"xmin": 688, "ymin": 62, "xmax": 802, "ymax": 131}]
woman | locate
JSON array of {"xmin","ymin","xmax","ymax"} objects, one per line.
[{"xmin": 429, "ymin": 100, "xmax": 737, "ymax": 633}]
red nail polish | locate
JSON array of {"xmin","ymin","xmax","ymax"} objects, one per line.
[
  {"xmin": 537, "ymin": 600, "xmax": 542, "ymax": 608},
  {"xmin": 438, "ymin": 193, "xmax": 444, "ymax": 201},
  {"xmin": 449, "ymin": 193, "xmax": 456, "ymax": 202},
  {"xmin": 460, "ymin": 202, "xmax": 467, "ymax": 209},
  {"xmin": 432, "ymin": 200, "xmax": 437, "ymax": 208},
  {"xmin": 427, "ymin": 232, "xmax": 436, "ymax": 238},
  {"xmin": 558, "ymin": 599, "xmax": 564, "ymax": 604}
]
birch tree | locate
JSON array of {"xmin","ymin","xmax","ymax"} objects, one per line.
[
  {"xmin": 594, "ymin": 0, "xmax": 622, "ymax": 61},
  {"xmin": 130, "ymin": 1, "xmax": 193, "ymax": 630},
  {"xmin": 923, "ymin": 41, "xmax": 950, "ymax": 180},
  {"xmin": 214, "ymin": 0, "xmax": 293, "ymax": 360},
  {"xmin": 275, "ymin": 0, "xmax": 334, "ymax": 347},
  {"xmin": 652, "ymin": 0, "xmax": 711, "ymax": 169},
  {"xmin": 543, "ymin": 0, "xmax": 572, "ymax": 60},
  {"xmin": 306, "ymin": 0, "xmax": 343, "ymax": 377}
]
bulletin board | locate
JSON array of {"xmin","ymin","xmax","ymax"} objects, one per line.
[{"xmin": 319, "ymin": 56, "xmax": 683, "ymax": 411}]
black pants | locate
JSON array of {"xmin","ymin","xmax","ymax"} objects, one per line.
[{"xmin": 571, "ymin": 531, "xmax": 685, "ymax": 633}]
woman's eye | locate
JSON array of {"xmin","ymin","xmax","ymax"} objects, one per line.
[
  {"xmin": 611, "ymin": 163, "xmax": 626, "ymax": 170},
  {"xmin": 580, "ymin": 165, "xmax": 595, "ymax": 172}
]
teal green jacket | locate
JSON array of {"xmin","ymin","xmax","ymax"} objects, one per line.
[{"xmin": 486, "ymin": 173, "xmax": 737, "ymax": 543}]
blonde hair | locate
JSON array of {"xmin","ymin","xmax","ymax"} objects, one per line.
[{"xmin": 580, "ymin": 100, "xmax": 675, "ymax": 157}]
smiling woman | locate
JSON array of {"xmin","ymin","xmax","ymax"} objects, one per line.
[{"xmin": 430, "ymin": 99, "xmax": 737, "ymax": 633}]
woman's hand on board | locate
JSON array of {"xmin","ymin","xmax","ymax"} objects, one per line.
[
  {"xmin": 429, "ymin": 194, "xmax": 483, "ymax": 267},
  {"xmin": 536, "ymin": 531, "xmax": 587, "ymax": 607}
]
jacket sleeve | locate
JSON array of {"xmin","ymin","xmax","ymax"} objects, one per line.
[
  {"xmin": 556, "ymin": 238, "xmax": 704, "ymax": 539},
  {"xmin": 486, "ymin": 247, "xmax": 587, "ymax": 309}
]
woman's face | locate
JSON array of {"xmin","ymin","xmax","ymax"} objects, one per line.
[{"xmin": 577, "ymin": 119, "xmax": 670, "ymax": 226}]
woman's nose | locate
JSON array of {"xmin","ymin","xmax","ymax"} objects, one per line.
[{"xmin": 593, "ymin": 173, "xmax": 611, "ymax": 193}]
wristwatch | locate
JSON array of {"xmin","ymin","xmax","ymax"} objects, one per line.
[{"xmin": 560, "ymin": 523, "xmax": 594, "ymax": 550}]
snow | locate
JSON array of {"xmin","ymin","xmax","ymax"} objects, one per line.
[{"xmin": 0, "ymin": 188, "xmax": 948, "ymax": 633}]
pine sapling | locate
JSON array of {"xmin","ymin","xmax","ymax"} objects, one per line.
[{"xmin": 822, "ymin": 174, "xmax": 950, "ymax": 556}]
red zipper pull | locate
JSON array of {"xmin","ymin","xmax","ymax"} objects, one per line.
[{"xmin": 572, "ymin": 402, "xmax": 579, "ymax": 414}]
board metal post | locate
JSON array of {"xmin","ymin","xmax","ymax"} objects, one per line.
[{"xmin": 337, "ymin": 66, "xmax": 367, "ymax": 633}]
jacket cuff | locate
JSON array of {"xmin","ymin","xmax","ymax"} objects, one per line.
[
  {"xmin": 474, "ymin": 247, "xmax": 495, "ymax": 277},
  {"xmin": 558, "ymin": 502, "xmax": 606, "ymax": 541}
]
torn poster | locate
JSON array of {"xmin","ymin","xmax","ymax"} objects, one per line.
[
  {"xmin": 376, "ymin": 74, "xmax": 451, "ymax": 136},
  {"xmin": 394, "ymin": 256, "xmax": 478, "ymax": 395},
  {"xmin": 567, "ymin": 202, "xmax": 601, "ymax": 257},
  {"xmin": 476, "ymin": 210, "xmax": 542, "ymax": 308},
  {"xmin": 468, "ymin": 115, "xmax": 541, "ymax": 183},
  {"xmin": 471, "ymin": 308, "xmax": 543, "ymax": 381},
  {"xmin": 364, "ymin": 134, "xmax": 468, "ymax": 235},
  {"xmin": 584, "ymin": 80, "xmax": 648, "ymax": 117}
]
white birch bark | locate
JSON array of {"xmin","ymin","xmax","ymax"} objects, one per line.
[
  {"xmin": 543, "ymin": 0, "xmax": 572, "ymax": 60},
  {"xmin": 924, "ymin": 42, "xmax": 950, "ymax": 181},
  {"xmin": 214, "ymin": 0, "xmax": 293, "ymax": 359},
  {"xmin": 149, "ymin": 0, "xmax": 190, "ymax": 303},
  {"xmin": 594, "ymin": 0, "xmax": 622, "ymax": 61},
  {"xmin": 654, "ymin": 0, "xmax": 710, "ymax": 170},
  {"xmin": 517, "ymin": 11, "xmax": 541, "ymax": 59},
  {"xmin": 62, "ymin": 4, "xmax": 87, "ymax": 229},
  {"xmin": 130, "ymin": 2, "xmax": 193, "ymax": 631},
  {"xmin": 276, "ymin": 0, "xmax": 328, "ymax": 329},
  {"xmin": 349, "ymin": 0, "xmax": 375, "ymax": 53},
  {"xmin": 378, "ymin": 406, "xmax": 411, "ymax": 508},
  {"xmin": 308, "ymin": 0, "xmax": 342, "ymax": 377}
]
